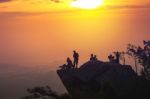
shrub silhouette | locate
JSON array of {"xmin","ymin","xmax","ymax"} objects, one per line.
[{"xmin": 22, "ymin": 85, "xmax": 60, "ymax": 99}]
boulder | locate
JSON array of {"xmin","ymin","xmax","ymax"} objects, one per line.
[{"xmin": 57, "ymin": 60, "xmax": 138, "ymax": 99}]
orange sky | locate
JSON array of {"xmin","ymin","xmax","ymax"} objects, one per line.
[{"xmin": 0, "ymin": 0, "xmax": 150, "ymax": 66}]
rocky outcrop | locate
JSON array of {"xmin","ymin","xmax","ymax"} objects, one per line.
[{"xmin": 57, "ymin": 61, "xmax": 138, "ymax": 99}]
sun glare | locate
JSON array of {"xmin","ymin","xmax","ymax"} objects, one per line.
[{"xmin": 70, "ymin": 0, "xmax": 103, "ymax": 9}]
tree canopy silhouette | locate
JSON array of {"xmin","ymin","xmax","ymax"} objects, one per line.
[{"xmin": 127, "ymin": 40, "xmax": 150, "ymax": 78}]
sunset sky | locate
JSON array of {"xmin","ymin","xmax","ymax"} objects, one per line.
[
  {"xmin": 0, "ymin": 0, "xmax": 150, "ymax": 66},
  {"xmin": 0, "ymin": 0, "xmax": 150, "ymax": 12}
]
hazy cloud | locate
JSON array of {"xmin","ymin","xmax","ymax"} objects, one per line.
[{"xmin": 106, "ymin": 4, "xmax": 150, "ymax": 9}]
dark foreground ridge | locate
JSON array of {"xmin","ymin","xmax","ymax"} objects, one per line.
[
  {"xmin": 57, "ymin": 60, "xmax": 139, "ymax": 99},
  {"xmin": 23, "ymin": 41, "xmax": 150, "ymax": 99}
]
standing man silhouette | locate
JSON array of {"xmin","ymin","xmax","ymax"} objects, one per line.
[
  {"xmin": 73, "ymin": 50, "xmax": 79, "ymax": 68},
  {"xmin": 114, "ymin": 51, "xmax": 120, "ymax": 64}
]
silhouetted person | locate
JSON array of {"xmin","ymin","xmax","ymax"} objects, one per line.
[
  {"xmin": 108, "ymin": 54, "xmax": 112, "ymax": 62},
  {"xmin": 90, "ymin": 54, "xmax": 94, "ymax": 61},
  {"xmin": 114, "ymin": 52, "xmax": 120, "ymax": 64},
  {"xmin": 73, "ymin": 50, "xmax": 79, "ymax": 68},
  {"xmin": 66, "ymin": 57, "xmax": 73, "ymax": 68},
  {"xmin": 94, "ymin": 55, "xmax": 98, "ymax": 61},
  {"xmin": 108, "ymin": 54, "xmax": 115, "ymax": 63}
]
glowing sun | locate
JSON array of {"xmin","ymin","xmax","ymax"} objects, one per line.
[{"xmin": 71, "ymin": 0, "xmax": 103, "ymax": 9}]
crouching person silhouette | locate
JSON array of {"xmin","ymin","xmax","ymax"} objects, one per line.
[
  {"xmin": 66, "ymin": 57, "xmax": 73, "ymax": 68},
  {"xmin": 59, "ymin": 57, "xmax": 73, "ymax": 69}
]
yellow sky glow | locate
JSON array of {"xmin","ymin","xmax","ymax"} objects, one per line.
[
  {"xmin": 70, "ymin": 0, "xmax": 104, "ymax": 9},
  {"xmin": 0, "ymin": 0, "xmax": 150, "ymax": 12}
]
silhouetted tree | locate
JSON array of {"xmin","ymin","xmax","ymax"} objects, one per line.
[
  {"xmin": 127, "ymin": 40, "xmax": 150, "ymax": 78},
  {"xmin": 22, "ymin": 85, "xmax": 59, "ymax": 99},
  {"xmin": 127, "ymin": 44, "xmax": 139, "ymax": 73}
]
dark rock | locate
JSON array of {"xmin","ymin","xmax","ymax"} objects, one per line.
[{"xmin": 57, "ymin": 60, "xmax": 138, "ymax": 99}]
